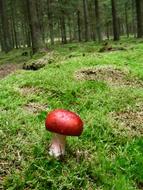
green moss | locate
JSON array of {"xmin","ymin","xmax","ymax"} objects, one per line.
[{"xmin": 1, "ymin": 38, "xmax": 143, "ymax": 190}]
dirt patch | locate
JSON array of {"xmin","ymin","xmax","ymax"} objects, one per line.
[
  {"xmin": 18, "ymin": 86, "xmax": 42, "ymax": 96},
  {"xmin": 75, "ymin": 66, "xmax": 143, "ymax": 87},
  {"xmin": 0, "ymin": 63, "xmax": 22, "ymax": 79},
  {"xmin": 99, "ymin": 46, "xmax": 126, "ymax": 53},
  {"xmin": 98, "ymin": 42, "xmax": 128, "ymax": 53},
  {"xmin": 23, "ymin": 53, "xmax": 54, "ymax": 70},
  {"xmin": 110, "ymin": 106, "xmax": 143, "ymax": 137},
  {"xmin": 24, "ymin": 102, "xmax": 48, "ymax": 114},
  {"xmin": 0, "ymin": 149, "xmax": 22, "ymax": 178}
]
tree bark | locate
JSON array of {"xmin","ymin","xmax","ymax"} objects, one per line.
[
  {"xmin": 106, "ymin": 22, "xmax": 110, "ymax": 40},
  {"xmin": 47, "ymin": 0, "xmax": 54, "ymax": 45},
  {"xmin": 94, "ymin": 0, "xmax": 102, "ymax": 42},
  {"xmin": 22, "ymin": 1, "xmax": 31, "ymax": 47},
  {"xmin": 135, "ymin": 0, "xmax": 143, "ymax": 38},
  {"xmin": 111, "ymin": 0, "xmax": 120, "ymax": 41},
  {"xmin": 0, "ymin": 26, "xmax": 4, "ymax": 50},
  {"xmin": 68, "ymin": 17, "xmax": 72, "ymax": 42},
  {"xmin": 125, "ymin": 2, "xmax": 129, "ymax": 37},
  {"xmin": 36, "ymin": 0, "xmax": 45, "ymax": 44},
  {"xmin": 0, "ymin": 0, "xmax": 12, "ymax": 52},
  {"xmin": 26, "ymin": 0, "xmax": 45, "ymax": 54},
  {"xmin": 131, "ymin": 0, "xmax": 136, "ymax": 37},
  {"xmin": 83, "ymin": 0, "xmax": 89, "ymax": 41},
  {"xmin": 11, "ymin": 0, "xmax": 18, "ymax": 49},
  {"xmin": 60, "ymin": 11, "xmax": 67, "ymax": 44},
  {"xmin": 77, "ymin": 10, "xmax": 81, "ymax": 42}
]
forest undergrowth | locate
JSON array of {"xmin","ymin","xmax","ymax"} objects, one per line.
[{"xmin": 0, "ymin": 38, "xmax": 143, "ymax": 190}]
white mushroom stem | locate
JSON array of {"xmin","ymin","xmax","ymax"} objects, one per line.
[{"xmin": 49, "ymin": 133, "xmax": 66, "ymax": 157}]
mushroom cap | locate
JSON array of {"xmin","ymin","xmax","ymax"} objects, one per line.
[{"xmin": 45, "ymin": 109, "xmax": 83, "ymax": 136}]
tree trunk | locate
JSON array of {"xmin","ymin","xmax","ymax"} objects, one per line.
[
  {"xmin": 57, "ymin": 20, "xmax": 61, "ymax": 43},
  {"xmin": 83, "ymin": 0, "xmax": 89, "ymax": 41},
  {"xmin": 22, "ymin": 0, "xmax": 31, "ymax": 47},
  {"xmin": 26, "ymin": 0, "xmax": 45, "ymax": 54},
  {"xmin": 77, "ymin": 10, "xmax": 81, "ymax": 42},
  {"xmin": 125, "ymin": 2, "xmax": 129, "ymax": 37},
  {"xmin": 94, "ymin": 0, "xmax": 102, "ymax": 42},
  {"xmin": 91, "ymin": 24, "xmax": 96, "ymax": 41},
  {"xmin": 10, "ymin": 19, "xmax": 15, "ymax": 49},
  {"xmin": 106, "ymin": 22, "xmax": 110, "ymax": 40},
  {"xmin": 26, "ymin": 26, "xmax": 31, "ymax": 48},
  {"xmin": 135, "ymin": 0, "xmax": 143, "ymax": 38},
  {"xmin": 60, "ymin": 11, "xmax": 67, "ymax": 44},
  {"xmin": 47, "ymin": 0, "xmax": 54, "ymax": 45},
  {"xmin": 0, "ymin": 26, "xmax": 4, "ymax": 51},
  {"xmin": 36, "ymin": 0, "xmax": 45, "ymax": 44},
  {"xmin": 68, "ymin": 18, "xmax": 72, "ymax": 42},
  {"xmin": 131, "ymin": 0, "xmax": 136, "ymax": 37},
  {"xmin": 0, "ymin": 0, "xmax": 12, "ymax": 52},
  {"xmin": 111, "ymin": 0, "xmax": 120, "ymax": 41},
  {"xmin": 11, "ymin": 0, "xmax": 18, "ymax": 49}
]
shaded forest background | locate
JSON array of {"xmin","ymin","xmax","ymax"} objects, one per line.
[{"xmin": 0, "ymin": 0, "xmax": 143, "ymax": 54}]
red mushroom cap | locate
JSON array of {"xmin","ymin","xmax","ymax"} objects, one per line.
[{"xmin": 45, "ymin": 109, "xmax": 83, "ymax": 136}]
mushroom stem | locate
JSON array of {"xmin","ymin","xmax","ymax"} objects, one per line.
[{"xmin": 49, "ymin": 133, "xmax": 66, "ymax": 157}]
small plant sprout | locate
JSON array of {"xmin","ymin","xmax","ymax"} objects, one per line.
[{"xmin": 45, "ymin": 109, "xmax": 83, "ymax": 158}]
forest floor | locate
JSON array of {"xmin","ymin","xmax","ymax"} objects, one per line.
[
  {"xmin": 0, "ymin": 38, "xmax": 143, "ymax": 190},
  {"xmin": 0, "ymin": 63, "xmax": 22, "ymax": 79}
]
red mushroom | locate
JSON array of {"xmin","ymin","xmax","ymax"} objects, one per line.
[{"xmin": 45, "ymin": 109, "xmax": 83, "ymax": 157}]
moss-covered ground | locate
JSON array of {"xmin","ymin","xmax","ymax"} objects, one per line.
[{"xmin": 0, "ymin": 38, "xmax": 143, "ymax": 190}]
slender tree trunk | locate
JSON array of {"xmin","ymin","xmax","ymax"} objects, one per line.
[
  {"xmin": 36, "ymin": 0, "xmax": 45, "ymax": 44},
  {"xmin": 0, "ymin": 0, "xmax": 12, "ymax": 52},
  {"xmin": 83, "ymin": 0, "xmax": 89, "ymax": 41},
  {"xmin": 111, "ymin": 0, "xmax": 120, "ymax": 41},
  {"xmin": 94, "ymin": 0, "xmax": 102, "ymax": 42},
  {"xmin": 60, "ymin": 11, "xmax": 67, "ymax": 44},
  {"xmin": 77, "ymin": 10, "xmax": 81, "ymax": 42},
  {"xmin": 106, "ymin": 22, "xmax": 110, "ymax": 40},
  {"xmin": 0, "ymin": 26, "xmax": 4, "ymax": 51},
  {"xmin": 21, "ymin": 22, "xmax": 26, "ymax": 47},
  {"xmin": 22, "ymin": 0, "xmax": 31, "ymax": 47},
  {"xmin": 90, "ymin": 23, "xmax": 96, "ymax": 41},
  {"xmin": 118, "ymin": 18, "xmax": 121, "ymax": 35},
  {"xmin": 68, "ymin": 18, "xmax": 72, "ymax": 42},
  {"xmin": 26, "ymin": 26, "xmax": 31, "ymax": 47},
  {"xmin": 10, "ymin": 19, "xmax": 15, "ymax": 48},
  {"xmin": 47, "ymin": 0, "xmax": 54, "ymax": 45},
  {"xmin": 22, "ymin": 22, "xmax": 27, "ymax": 47},
  {"xmin": 135, "ymin": 0, "xmax": 143, "ymax": 38},
  {"xmin": 125, "ymin": 2, "xmax": 129, "ymax": 37},
  {"xmin": 26, "ymin": 0, "xmax": 45, "ymax": 54},
  {"xmin": 131, "ymin": 0, "xmax": 136, "ymax": 37},
  {"xmin": 12, "ymin": 18, "xmax": 18, "ymax": 49},
  {"xmin": 11, "ymin": 0, "xmax": 18, "ymax": 49},
  {"xmin": 73, "ymin": 12, "xmax": 77, "ymax": 41},
  {"xmin": 57, "ymin": 20, "xmax": 61, "ymax": 43}
]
